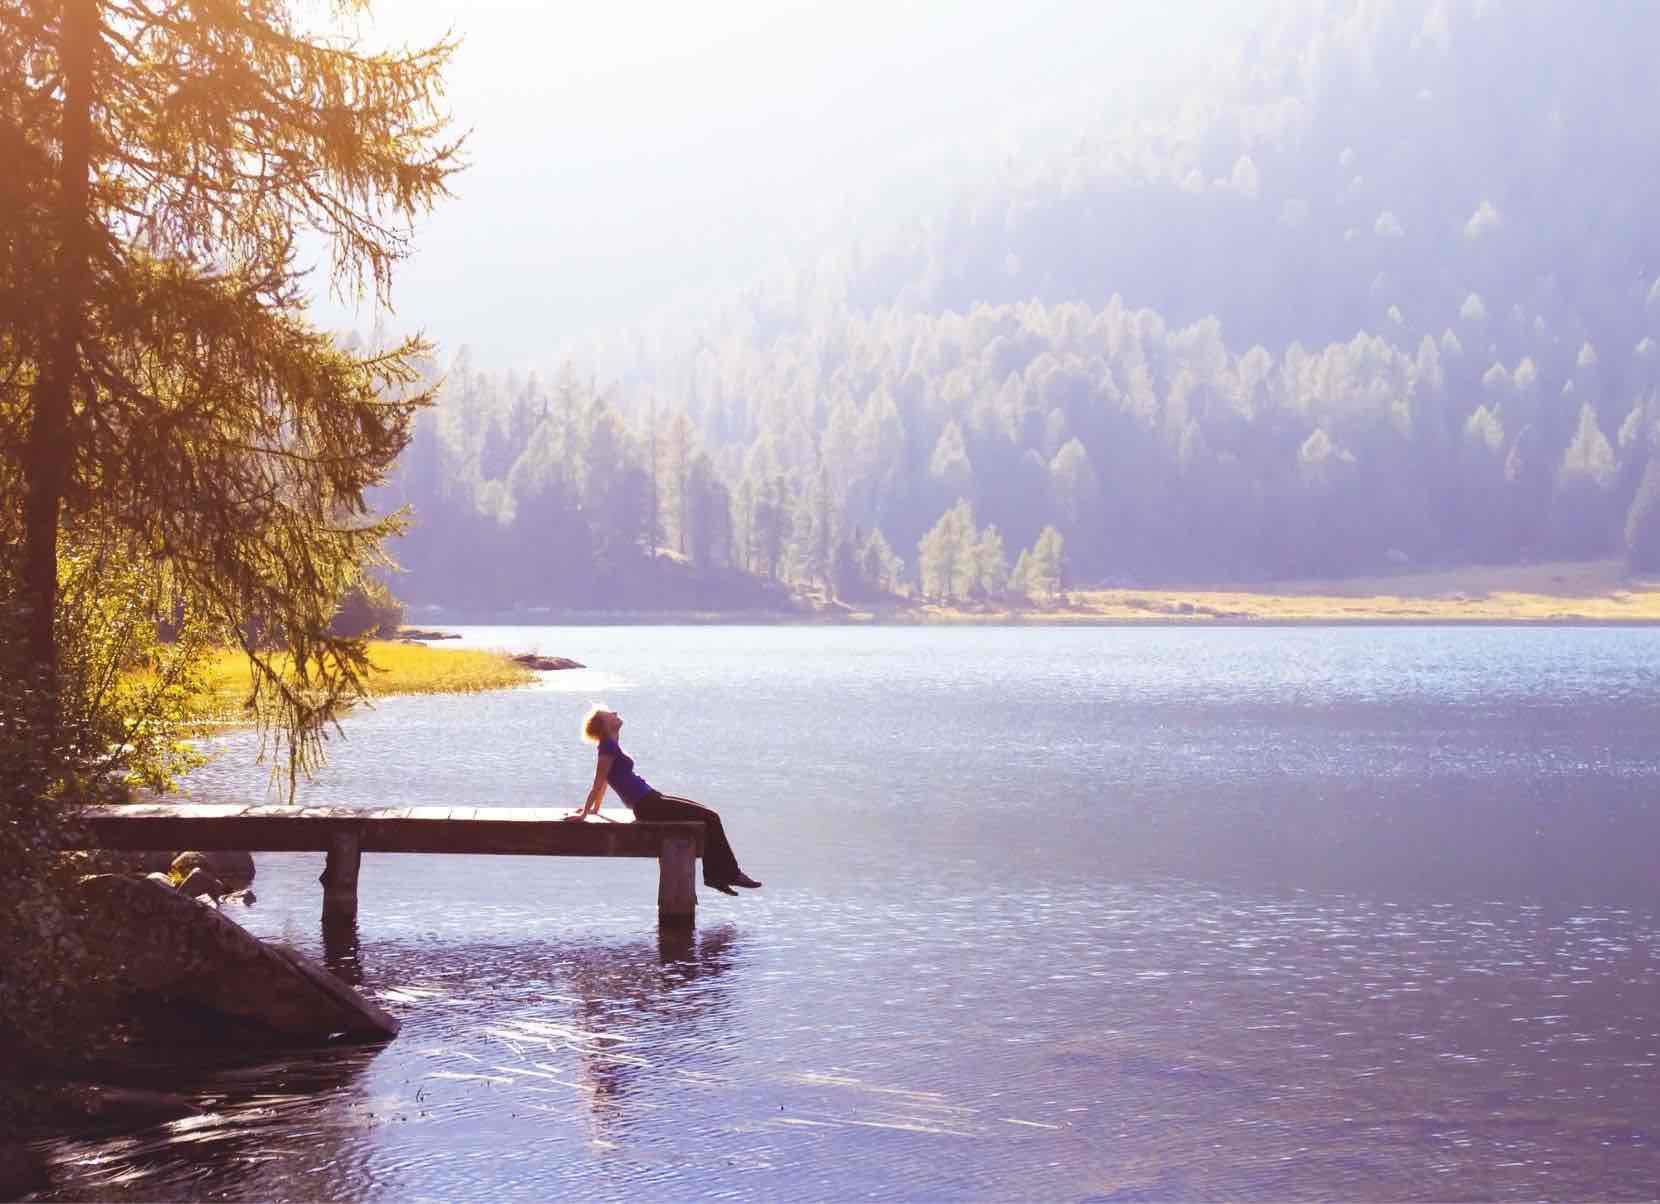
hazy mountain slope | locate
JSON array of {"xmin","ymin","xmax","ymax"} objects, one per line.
[
  {"xmin": 822, "ymin": 0, "xmax": 1660, "ymax": 365},
  {"xmin": 385, "ymin": 0, "xmax": 1660, "ymax": 606}
]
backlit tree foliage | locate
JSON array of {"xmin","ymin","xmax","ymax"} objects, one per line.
[
  {"xmin": 1, "ymin": 0, "xmax": 462, "ymax": 787},
  {"xmin": 0, "ymin": 0, "xmax": 460, "ymax": 1058}
]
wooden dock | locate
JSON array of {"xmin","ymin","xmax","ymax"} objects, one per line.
[{"xmin": 64, "ymin": 804, "xmax": 709, "ymax": 925}]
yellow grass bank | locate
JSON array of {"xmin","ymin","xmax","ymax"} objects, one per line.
[
  {"xmin": 908, "ymin": 559, "xmax": 1660, "ymax": 624},
  {"xmin": 181, "ymin": 640, "xmax": 534, "ymax": 726}
]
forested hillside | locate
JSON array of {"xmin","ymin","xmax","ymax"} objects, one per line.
[{"xmin": 377, "ymin": 0, "xmax": 1660, "ymax": 612}]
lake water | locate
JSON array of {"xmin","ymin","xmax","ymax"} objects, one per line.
[{"xmin": 32, "ymin": 626, "xmax": 1660, "ymax": 1200}]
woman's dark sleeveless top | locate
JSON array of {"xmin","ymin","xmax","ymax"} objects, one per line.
[{"xmin": 596, "ymin": 736, "xmax": 654, "ymax": 808}]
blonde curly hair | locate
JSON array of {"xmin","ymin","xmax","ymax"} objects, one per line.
[{"xmin": 580, "ymin": 703, "xmax": 613, "ymax": 743}]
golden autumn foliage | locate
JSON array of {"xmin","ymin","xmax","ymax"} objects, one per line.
[{"xmin": 0, "ymin": 0, "xmax": 462, "ymax": 1060}]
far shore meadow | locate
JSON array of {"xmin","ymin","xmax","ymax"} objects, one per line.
[
  {"xmin": 401, "ymin": 558, "xmax": 1660, "ymax": 634},
  {"xmin": 168, "ymin": 558, "xmax": 1660, "ymax": 736},
  {"xmin": 169, "ymin": 556, "xmax": 1660, "ymax": 743}
]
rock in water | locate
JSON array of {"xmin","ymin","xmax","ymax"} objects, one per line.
[
  {"xmin": 177, "ymin": 867, "xmax": 225, "ymax": 902},
  {"xmin": 510, "ymin": 653, "xmax": 585, "ymax": 671},
  {"xmin": 169, "ymin": 851, "xmax": 211, "ymax": 877},
  {"xmin": 172, "ymin": 849, "xmax": 256, "ymax": 889},
  {"xmin": 77, "ymin": 875, "xmax": 398, "ymax": 1042}
]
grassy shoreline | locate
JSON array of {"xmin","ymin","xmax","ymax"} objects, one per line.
[
  {"xmin": 407, "ymin": 560, "xmax": 1660, "ymax": 627},
  {"xmin": 177, "ymin": 640, "xmax": 534, "ymax": 726},
  {"xmin": 901, "ymin": 561, "xmax": 1660, "ymax": 625},
  {"xmin": 1023, "ymin": 559, "xmax": 1660, "ymax": 625}
]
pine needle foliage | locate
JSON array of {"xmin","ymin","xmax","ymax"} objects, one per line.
[
  {"xmin": 1, "ymin": 1, "xmax": 461, "ymax": 1062},
  {"xmin": 1, "ymin": 0, "xmax": 463, "ymax": 791}
]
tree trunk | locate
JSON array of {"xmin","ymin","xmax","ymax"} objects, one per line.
[{"xmin": 21, "ymin": 0, "xmax": 97, "ymax": 727}]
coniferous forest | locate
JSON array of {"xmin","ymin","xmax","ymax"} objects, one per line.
[{"xmin": 375, "ymin": 0, "xmax": 1660, "ymax": 613}]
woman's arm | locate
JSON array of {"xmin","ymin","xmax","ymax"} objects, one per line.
[{"xmin": 575, "ymin": 753, "xmax": 612, "ymax": 817}]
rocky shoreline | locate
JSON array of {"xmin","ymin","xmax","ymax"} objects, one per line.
[
  {"xmin": 74, "ymin": 871, "xmax": 397, "ymax": 1042},
  {"xmin": 395, "ymin": 628, "xmax": 587, "ymax": 671},
  {"xmin": 4, "ymin": 850, "xmax": 398, "ymax": 1190}
]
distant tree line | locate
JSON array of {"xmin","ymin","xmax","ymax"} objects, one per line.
[
  {"xmin": 380, "ymin": 286, "xmax": 1659, "ymax": 610},
  {"xmin": 376, "ymin": 0, "xmax": 1660, "ymax": 610}
]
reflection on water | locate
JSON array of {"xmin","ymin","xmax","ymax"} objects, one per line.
[
  {"xmin": 31, "ymin": 627, "xmax": 1660, "ymax": 1199},
  {"xmin": 36, "ymin": 1043, "xmax": 386, "ymax": 1202},
  {"xmin": 322, "ymin": 918, "xmax": 363, "ymax": 987},
  {"xmin": 38, "ymin": 920, "xmax": 745, "ymax": 1201}
]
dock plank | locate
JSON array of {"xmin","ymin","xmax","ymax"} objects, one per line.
[
  {"xmin": 64, "ymin": 804, "xmax": 706, "ymax": 926},
  {"xmin": 67, "ymin": 805, "xmax": 703, "ymax": 857}
]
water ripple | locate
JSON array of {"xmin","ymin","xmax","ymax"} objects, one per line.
[{"xmin": 36, "ymin": 627, "xmax": 1660, "ymax": 1199}]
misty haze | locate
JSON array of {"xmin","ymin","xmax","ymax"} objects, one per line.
[
  {"xmin": 330, "ymin": 0, "xmax": 1660, "ymax": 618},
  {"xmin": 7, "ymin": 1, "xmax": 1660, "ymax": 1201}
]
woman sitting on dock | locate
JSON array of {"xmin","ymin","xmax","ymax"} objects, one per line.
[{"xmin": 571, "ymin": 705, "xmax": 762, "ymax": 896}]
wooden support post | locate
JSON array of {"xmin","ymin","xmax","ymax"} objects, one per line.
[
  {"xmin": 657, "ymin": 835, "xmax": 696, "ymax": 927},
  {"xmin": 319, "ymin": 829, "xmax": 362, "ymax": 924}
]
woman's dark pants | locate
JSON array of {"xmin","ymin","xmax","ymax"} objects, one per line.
[{"xmin": 632, "ymin": 792, "xmax": 742, "ymax": 885}]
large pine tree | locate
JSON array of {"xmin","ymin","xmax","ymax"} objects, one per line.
[{"xmin": 1, "ymin": 0, "xmax": 462, "ymax": 784}]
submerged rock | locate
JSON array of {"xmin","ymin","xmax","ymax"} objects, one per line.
[
  {"xmin": 0, "ymin": 1139, "xmax": 47, "ymax": 1198},
  {"xmin": 77, "ymin": 875, "xmax": 398, "ymax": 1043},
  {"xmin": 511, "ymin": 653, "xmax": 585, "ymax": 671},
  {"xmin": 15, "ymin": 1081, "xmax": 203, "ymax": 1132}
]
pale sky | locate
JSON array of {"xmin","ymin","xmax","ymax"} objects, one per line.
[{"xmin": 309, "ymin": 0, "xmax": 1248, "ymax": 367}]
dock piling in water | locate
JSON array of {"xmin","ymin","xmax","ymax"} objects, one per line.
[
  {"xmin": 320, "ymin": 829, "xmax": 363, "ymax": 924},
  {"xmin": 657, "ymin": 835, "xmax": 697, "ymax": 925}
]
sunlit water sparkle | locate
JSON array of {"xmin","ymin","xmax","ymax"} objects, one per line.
[{"xmin": 32, "ymin": 626, "xmax": 1660, "ymax": 1200}]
